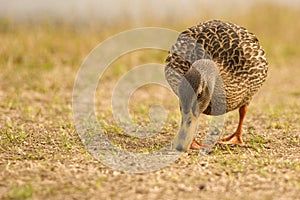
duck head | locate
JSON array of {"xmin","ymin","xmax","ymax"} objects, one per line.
[{"xmin": 172, "ymin": 59, "xmax": 217, "ymax": 152}]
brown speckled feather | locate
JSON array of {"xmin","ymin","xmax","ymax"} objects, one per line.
[{"xmin": 165, "ymin": 20, "xmax": 268, "ymax": 113}]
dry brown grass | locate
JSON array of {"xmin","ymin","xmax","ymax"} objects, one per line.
[{"xmin": 0, "ymin": 3, "xmax": 299, "ymax": 200}]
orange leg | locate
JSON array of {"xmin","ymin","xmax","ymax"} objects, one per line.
[{"xmin": 218, "ymin": 105, "xmax": 247, "ymax": 145}]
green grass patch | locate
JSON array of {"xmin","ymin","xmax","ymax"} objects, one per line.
[{"xmin": 7, "ymin": 183, "xmax": 33, "ymax": 200}]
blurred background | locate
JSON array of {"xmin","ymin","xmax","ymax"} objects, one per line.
[
  {"xmin": 1, "ymin": 0, "xmax": 300, "ymax": 25},
  {"xmin": 1, "ymin": 0, "xmax": 299, "ymax": 116},
  {"xmin": 1, "ymin": 0, "xmax": 299, "ymax": 65},
  {"xmin": 1, "ymin": 0, "xmax": 299, "ymax": 134}
]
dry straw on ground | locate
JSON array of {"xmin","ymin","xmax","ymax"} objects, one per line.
[{"xmin": 0, "ymin": 4, "xmax": 299, "ymax": 200}]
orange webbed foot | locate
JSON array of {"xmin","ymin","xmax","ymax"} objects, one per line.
[
  {"xmin": 217, "ymin": 133, "xmax": 245, "ymax": 146},
  {"xmin": 190, "ymin": 139, "xmax": 203, "ymax": 149},
  {"xmin": 190, "ymin": 139, "xmax": 213, "ymax": 149}
]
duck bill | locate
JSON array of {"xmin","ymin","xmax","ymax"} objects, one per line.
[{"xmin": 172, "ymin": 111, "xmax": 198, "ymax": 152}]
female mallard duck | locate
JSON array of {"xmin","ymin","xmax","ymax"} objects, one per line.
[{"xmin": 165, "ymin": 20, "xmax": 268, "ymax": 152}]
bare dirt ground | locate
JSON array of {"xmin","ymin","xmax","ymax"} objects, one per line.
[{"xmin": 0, "ymin": 4, "xmax": 300, "ymax": 200}]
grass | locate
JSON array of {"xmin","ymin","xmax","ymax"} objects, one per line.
[
  {"xmin": 8, "ymin": 183, "xmax": 33, "ymax": 200},
  {"xmin": 0, "ymin": 123, "xmax": 30, "ymax": 144},
  {"xmin": 0, "ymin": 3, "xmax": 300, "ymax": 200}
]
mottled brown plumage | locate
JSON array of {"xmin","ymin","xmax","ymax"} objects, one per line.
[{"xmin": 165, "ymin": 20, "xmax": 268, "ymax": 151}]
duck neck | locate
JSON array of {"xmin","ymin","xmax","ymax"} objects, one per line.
[{"xmin": 192, "ymin": 59, "xmax": 226, "ymax": 115}]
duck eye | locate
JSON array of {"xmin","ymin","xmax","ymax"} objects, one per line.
[
  {"xmin": 197, "ymin": 93, "xmax": 201, "ymax": 99},
  {"xmin": 187, "ymin": 118, "xmax": 192, "ymax": 126}
]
